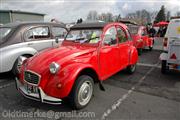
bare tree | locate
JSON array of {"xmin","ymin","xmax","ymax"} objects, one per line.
[
  {"xmin": 87, "ymin": 10, "xmax": 98, "ymax": 21},
  {"xmin": 126, "ymin": 9, "xmax": 151, "ymax": 25},
  {"xmin": 166, "ymin": 11, "xmax": 171, "ymax": 21},
  {"xmin": 98, "ymin": 12, "xmax": 114, "ymax": 22},
  {"xmin": 176, "ymin": 11, "xmax": 180, "ymax": 16}
]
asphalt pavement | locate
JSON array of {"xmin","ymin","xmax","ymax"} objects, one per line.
[{"xmin": 0, "ymin": 38, "xmax": 179, "ymax": 120}]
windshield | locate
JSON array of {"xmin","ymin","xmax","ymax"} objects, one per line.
[
  {"xmin": 128, "ymin": 26, "xmax": 139, "ymax": 34},
  {"xmin": 0, "ymin": 27, "xmax": 11, "ymax": 40},
  {"xmin": 66, "ymin": 29, "xmax": 102, "ymax": 44}
]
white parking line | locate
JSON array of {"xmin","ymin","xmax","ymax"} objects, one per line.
[
  {"xmin": 101, "ymin": 62, "xmax": 160, "ymax": 120},
  {"xmin": 0, "ymin": 82, "xmax": 14, "ymax": 89},
  {"xmin": 137, "ymin": 62, "xmax": 161, "ymax": 68}
]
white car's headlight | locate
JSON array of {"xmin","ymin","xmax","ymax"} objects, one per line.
[{"xmin": 49, "ymin": 62, "xmax": 60, "ymax": 74}]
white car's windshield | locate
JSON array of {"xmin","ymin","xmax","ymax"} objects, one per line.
[
  {"xmin": 66, "ymin": 29, "xmax": 102, "ymax": 44},
  {"xmin": 0, "ymin": 27, "xmax": 11, "ymax": 40}
]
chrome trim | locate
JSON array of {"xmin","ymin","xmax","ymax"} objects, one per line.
[
  {"xmin": 24, "ymin": 70, "xmax": 41, "ymax": 86},
  {"xmin": 16, "ymin": 78, "xmax": 62, "ymax": 105}
]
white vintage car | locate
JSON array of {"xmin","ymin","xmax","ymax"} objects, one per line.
[
  {"xmin": 160, "ymin": 17, "xmax": 180, "ymax": 73},
  {"xmin": 0, "ymin": 22, "xmax": 67, "ymax": 75}
]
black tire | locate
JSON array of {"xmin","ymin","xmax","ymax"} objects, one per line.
[
  {"xmin": 126, "ymin": 64, "xmax": 136, "ymax": 74},
  {"xmin": 149, "ymin": 46, "xmax": 153, "ymax": 51},
  {"xmin": 68, "ymin": 75, "xmax": 94, "ymax": 109},
  {"xmin": 161, "ymin": 60, "xmax": 168, "ymax": 74},
  {"xmin": 12, "ymin": 55, "xmax": 31, "ymax": 76},
  {"xmin": 153, "ymin": 39, "xmax": 155, "ymax": 45},
  {"xmin": 138, "ymin": 48, "xmax": 143, "ymax": 56},
  {"xmin": 12, "ymin": 58, "xmax": 19, "ymax": 76}
]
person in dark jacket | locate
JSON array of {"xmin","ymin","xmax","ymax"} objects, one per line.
[{"xmin": 148, "ymin": 26, "xmax": 156, "ymax": 37}]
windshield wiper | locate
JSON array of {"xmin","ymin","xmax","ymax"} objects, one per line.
[{"xmin": 73, "ymin": 37, "xmax": 86, "ymax": 42}]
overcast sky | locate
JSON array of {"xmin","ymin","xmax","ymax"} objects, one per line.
[{"xmin": 1, "ymin": 0, "xmax": 180, "ymax": 23}]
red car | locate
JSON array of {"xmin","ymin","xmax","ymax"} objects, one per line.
[
  {"xmin": 16, "ymin": 22, "xmax": 138, "ymax": 109},
  {"xmin": 128, "ymin": 25, "xmax": 154, "ymax": 55}
]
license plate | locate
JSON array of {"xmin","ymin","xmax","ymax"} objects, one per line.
[{"xmin": 26, "ymin": 84, "xmax": 38, "ymax": 93}]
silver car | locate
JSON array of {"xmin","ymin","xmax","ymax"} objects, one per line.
[{"xmin": 0, "ymin": 22, "xmax": 67, "ymax": 74}]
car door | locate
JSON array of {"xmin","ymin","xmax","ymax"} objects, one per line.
[
  {"xmin": 24, "ymin": 26, "xmax": 53, "ymax": 51},
  {"xmin": 99, "ymin": 25, "xmax": 120, "ymax": 79},
  {"xmin": 116, "ymin": 25, "xmax": 130, "ymax": 68}
]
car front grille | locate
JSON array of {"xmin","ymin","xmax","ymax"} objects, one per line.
[{"xmin": 24, "ymin": 71, "xmax": 40, "ymax": 85}]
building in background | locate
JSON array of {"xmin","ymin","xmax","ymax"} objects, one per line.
[{"xmin": 0, "ymin": 10, "xmax": 45, "ymax": 24}]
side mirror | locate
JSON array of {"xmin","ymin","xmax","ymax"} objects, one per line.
[{"xmin": 55, "ymin": 37, "xmax": 59, "ymax": 44}]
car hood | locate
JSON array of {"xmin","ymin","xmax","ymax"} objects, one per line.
[{"xmin": 26, "ymin": 45, "xmax": 97, "ymax": 73}]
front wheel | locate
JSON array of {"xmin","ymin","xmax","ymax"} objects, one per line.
[
  {"xmin": 126, "ymin": 64, "xmax": 136, "ymax": 74},
  {"xmin": 69, "ymin": 75, "xmax": 94, "ymax": 109}
]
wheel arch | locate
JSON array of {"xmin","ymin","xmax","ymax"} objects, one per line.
[
  {"xmin": 1, "ymin": 47, "xmax": 37, "ymax": 72},
  {"xmin": 76, "ymin": 67, "xmax": 99, "ymax": 83},
  {"xmin": 61, "ymin": 64, "xmax": 100, "ymax": 98},
  {"xmin": 129, "ymin": 46, "xmax": 138, "ymax": 65}
]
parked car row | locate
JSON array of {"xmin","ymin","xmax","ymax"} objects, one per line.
[
  {"xmin": 1, "ymin": 21, "xmax": 157, "ymax": 109},
  {"xmin": 119, "ymin": 20, "xmax": 154, "ymax": 55},
  {"xmin": 128, "ymin": 25, "xmax": 154, "ymax": 55}
]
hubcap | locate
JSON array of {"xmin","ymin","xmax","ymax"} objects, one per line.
[
  {"xmin": 131, "ymin": 65, "xmax": 136, "ymax": 72},
  {"xmin": 78, "ymin": 81, "xmax": 93, "ymax": 106}
]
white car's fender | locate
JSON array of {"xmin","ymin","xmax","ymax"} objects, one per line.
[{"xmin": 0, "ymin": 46, "xmax": 37, "ymax": 73}]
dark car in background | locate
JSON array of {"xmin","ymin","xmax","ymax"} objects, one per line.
[{"xmin": 0, "ymin": 22, "xmax": 67, "ymax": 74}]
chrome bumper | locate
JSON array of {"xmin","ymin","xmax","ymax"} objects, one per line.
[{"xmin": 15, "ymin": 77, "xmax": 62, "ymax": 105}]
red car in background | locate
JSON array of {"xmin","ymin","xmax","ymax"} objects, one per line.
[
  {"xmin": 128, "ymin": 25, "xmax": 154, "ymax": 55},
  {"xmin": 15, "ymin": 22, "xmax": 138, "ymax": 109}
]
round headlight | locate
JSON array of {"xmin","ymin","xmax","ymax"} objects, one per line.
[{"xmin": 49, "ymin": 62, "xmax": 60, "ymax": 74}]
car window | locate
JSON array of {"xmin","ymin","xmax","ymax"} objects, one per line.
[
  {"xmin": 0, "ymin": 27, "xmax": 11, "ymax": 40},
  {"xmin": 103, "ymin": 26, "xmax": 117, "ymax": 46},
  {"xmin": 52, "ymin": 27, "xmax": 67, "ymax": 39},
  {"xmin": 126, "ymin": 29, "xmax": 132, "ymax": 40},
  {"xmin": 117, "ymin": 27, "xmax": 127, "ymax": 43},
  {"xmin": 24, "ymin": 26, "xmax": 50, "ymax": 41}
]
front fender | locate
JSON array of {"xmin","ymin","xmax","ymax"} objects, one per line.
[
  {"xmin": 129, "ymin": 46, "xmax": 138, "ymax": 65},
  {"xmin": 148, "ymin": 38, "xmax": 153, "ymax": 47},
  {"xmin": 136, "ymin": 39, "xmax": 144, "ymax": 48},
  {"xmin": 0, "ymin": 46, "xmax": 37, "ymax": 73},
  {"xmin": 43, "ymin": 63, "xmax": 96, "ymax": 98}
]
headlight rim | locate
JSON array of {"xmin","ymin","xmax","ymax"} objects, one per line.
[{"xmin": 49, "ymin": 62, "xmax": 60, "ymax": 74}]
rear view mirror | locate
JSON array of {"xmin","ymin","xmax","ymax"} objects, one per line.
[{"xmin": 55, "ymin": 37, "xmax": 59, "ymax": 44}]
